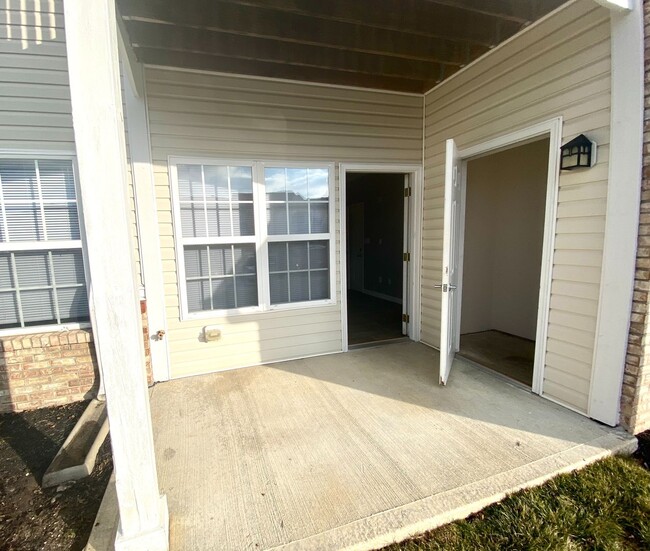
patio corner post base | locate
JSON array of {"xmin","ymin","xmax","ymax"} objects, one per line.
[{"xmin": 115, "ymin": 495, "xmax": 169, "ymax": 551}]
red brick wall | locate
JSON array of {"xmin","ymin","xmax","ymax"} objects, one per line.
[
  {"xmin": 0, "ymin": 300, "xmax": 153, "ymax": 414},
  {"xmin": 0, "ymin": 330, "xmax": 98, "ymax": 413},
  {"xmin": 621, "ymin": 0, "xmax": 650, "ymax": 434}
]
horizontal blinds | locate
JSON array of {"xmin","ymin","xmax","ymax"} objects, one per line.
[
  {"xmin": 0, "ymin": 159, "xmax": 80, "ymax": 243},
  {"xmin": 0, "ymin": 158, "xmax": 88, "ymax": 329}
]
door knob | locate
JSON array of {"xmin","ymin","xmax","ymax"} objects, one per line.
[{"xmin": 434, "ymin": 284, "xmax": 456, "ymax": 292}]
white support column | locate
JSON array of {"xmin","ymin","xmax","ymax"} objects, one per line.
[
  {"xmin": 63, "ymin": 1, "xmax": 169, "ymax": 549},
  {"xmin": 589, "ymin": 0, "xmax": 644, "ymax": 425},
  {"xmin": 118, "ymin": 32, "xmax": 171, "ymax": 383}
]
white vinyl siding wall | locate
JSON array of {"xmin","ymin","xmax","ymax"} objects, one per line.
[
  {"xmin": 422, "ymin": 0, "xmax": 611, "ymax": 413},
  {"xmin": 145, "ymin": 68, "xmax": 422, "ymax": 377}
]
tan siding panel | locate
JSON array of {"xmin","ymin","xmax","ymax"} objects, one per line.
[
  {"xmin": 146, "ymin": 68, "xmax": 422, "ymax": 378},
  {"xmin": 422, "ymin": 0, "xmax": 610, "ymax": 412}
]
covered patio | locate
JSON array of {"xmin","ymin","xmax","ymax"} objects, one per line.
[
  {"xmin": 58, "ymin": 1, "xmax": 644, "ymax": 549},
  {"xmin": 127, "ymin": 342, "xmax": 632, "ymax": 550}
]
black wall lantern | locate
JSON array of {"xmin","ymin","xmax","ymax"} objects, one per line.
[{"xmin": 560, "ymin": 134, "xmax": 597, "ymax": 171}]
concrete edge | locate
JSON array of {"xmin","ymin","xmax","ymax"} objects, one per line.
[
  {"xmin": 42, "ymin": 398, "xmax": 109, "ymax": 488},
  {"xmin": 272, "ymin": 432, "xmax": 637, "ymax": 551},
  {"xmin": 85, "ymin": 472, "xmax": 119, "ymax": 551}
]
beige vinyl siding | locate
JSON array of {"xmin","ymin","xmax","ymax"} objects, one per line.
[
  {"xmin": 145, "ymin": 68, "xmax": 423, "ymax": 378},
  {"xmin": 422, "ymin": 0, "xmax": 610, "ymax": 413},
  {"xmin": 0, "ymin": 1, "xmax": 73, "ymax": 151}
]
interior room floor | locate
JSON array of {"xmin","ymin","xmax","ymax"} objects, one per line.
[
  {"xmin": 347, "ymin": 290, "xmax": 403, "ymax": 345},
  {"xmin": 458, "ymin": 330, "xmax": 535, "ymax": 386}
]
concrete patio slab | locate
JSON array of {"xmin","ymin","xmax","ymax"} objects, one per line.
[{"xmin": 149, "ymin": 342, "xmax": 635, "ymax": 550}]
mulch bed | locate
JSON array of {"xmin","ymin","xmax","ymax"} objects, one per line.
[
  {"xmin": 637, "ymin": 429, "xmax": 650, "ymax": 469},
  {"xmin": 0, "ymin": 401, "xmax": 113, "ymax": 551}
]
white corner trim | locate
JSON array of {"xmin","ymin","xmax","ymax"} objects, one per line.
[
  {"xmin": 594, "ymin": 0, "xmax": 632, "ymax": 11},
  {"xmin": 589, "ymin": 1, "xmax": 644, "ymax": 426},
  {"xmin": 116, "ymin": 7, "xmax": 144, "ymax": 98},
  {"xmin": 122, "ymin": 62, "xmax": 171, "ymax": 382}
]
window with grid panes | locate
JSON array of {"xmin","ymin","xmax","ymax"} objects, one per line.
[
  {"xmin": 265, "ymin": 167, "xmax": 330, "ymax": 304},
  {"xmin": 177, "ymin": 164, "xmax": 259, "ymax": 312},
  {"xmin": 0, "ymin": 159, "xmax": 89, "ymax": 329},
  {"xmin": 172, "ymin": 161, "xmax": 333, "ymax": 316}
]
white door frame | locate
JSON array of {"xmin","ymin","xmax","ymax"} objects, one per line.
[
  {"xmin": 453, "ymin": 117, "xmax": 563, "ymax": 395},
  {"xmin": 339, "ymin": 163, "xmax": 423, "ymax": 352}
]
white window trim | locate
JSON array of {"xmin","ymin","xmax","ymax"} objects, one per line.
[
  {"xmin": 169, "ymin": 157, "xmax": 337, "ymax": 321},
  {"xmin": 0, "ymin": 151, "xmax": 92, "ymax": 334}
]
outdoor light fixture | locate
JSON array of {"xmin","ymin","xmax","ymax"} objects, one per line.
[{"xmin": 560, "ymin": 134, "xmax": 597, "ymax": 170}]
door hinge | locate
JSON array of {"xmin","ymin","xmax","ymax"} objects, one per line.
[
  {"xmin": 402, "ymin": 313, "xmax": 410, "ymax": 323},
  {"xmin": 403, "ymin": 252, "xmax": 410, "ymax": 262},
  {"xmin": 404, "ymin": 187, "xmax": 412, "ymax": 197}
]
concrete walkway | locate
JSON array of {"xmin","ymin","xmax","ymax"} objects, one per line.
[{"xmin": 147, "ymin": 342, "xmax": 635, "ymax": 550}]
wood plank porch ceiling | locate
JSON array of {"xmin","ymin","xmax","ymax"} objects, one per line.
[{"xmin": 118, "ymin": 0, "xmax": 568, "ymax": 93}]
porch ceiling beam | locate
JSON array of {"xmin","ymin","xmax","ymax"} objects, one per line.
[
  {"xmin": 118, "ymin": 0, "xmax": 516, "ymax": 48},
  {"xmin": 123, "ymin": 18, "xmax": 483, "ymax": 67},
  {"xmin": 125, "ymin": 21, "xmax": 462, "ymax": 82},
  {"xmin": 137, "ymin": 47, "xmax": 441, "ymax": 93},
  {"xmin": 423, "ymin": 0, "xmax": 567, "ymax": 23}
]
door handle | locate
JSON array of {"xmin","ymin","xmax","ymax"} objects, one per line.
[{"xmin": 434, "ymin": 284, "xmax": 457, "ymax": 292}]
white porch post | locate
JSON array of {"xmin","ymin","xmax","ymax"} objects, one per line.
[{"xmin": 63, "ymin": 1, "xmax": 169, "ymax": 549}]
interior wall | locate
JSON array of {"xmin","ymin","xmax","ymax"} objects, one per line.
[
  {"xmin": 347, "ymin": 173, "xmax": 404, "ymax": 300},
  {"xmin": 461, "ymin": 139, "xmax": 549, "ymax": 341}
]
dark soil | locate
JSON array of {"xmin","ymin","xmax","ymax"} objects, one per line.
[
  {"xmin": 0, "ymin": 401, "xmax": 113, "ymax": 551},
  {"xmin": 637, "ymin": 429, "xmax": 650, "ymax": 469}
]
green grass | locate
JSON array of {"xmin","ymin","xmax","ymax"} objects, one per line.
[{"xmin": 384, "ymin": 456, "xmax": 650, "ymax": 551}]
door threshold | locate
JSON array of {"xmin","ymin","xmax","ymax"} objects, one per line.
[
  {"xmin": 348, "ymin": 336, "xmax": 410, "ymax": 351},
  {"xmin": 456, "ymin": 352, "xmax": 533, "ymax": 392}
]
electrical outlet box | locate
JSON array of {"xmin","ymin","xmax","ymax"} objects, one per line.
[{"xmin": 204, "ymin": 326, "xmax": 222, "ymax": 342}]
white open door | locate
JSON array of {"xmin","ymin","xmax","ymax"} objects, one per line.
[{"xmin": 439, "ymin": 139, "xmax": 462, "ymax": 385}]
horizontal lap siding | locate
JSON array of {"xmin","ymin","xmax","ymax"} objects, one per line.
[
  {"xmin": 422, "ymin": 0, "xmax": 611, "ymax": 413},
  {"xmin": 0, "ymin": 1, "xmax": 73, "ymax": 151},
  {"xmin": 145, "ymin": 68, "xmax": 422, "ymax": 378}
]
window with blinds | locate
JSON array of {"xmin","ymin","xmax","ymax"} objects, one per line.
[
  {"xmin": 171, "ymin": 160, "xmax": 334, "ymax": 318},
  {"xmin": 0, "ymin": 159, "xmax": 89, "ymax": 329}
]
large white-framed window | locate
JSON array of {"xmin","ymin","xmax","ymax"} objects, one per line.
[
  {"xmin": 0, "ymin": 156, "xmax": 90, "ymax": 332},
  {"xmin": 170, "ymin": 158, "xmax": 336, "ymax": 320}
]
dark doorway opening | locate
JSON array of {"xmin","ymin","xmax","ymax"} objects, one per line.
[{"xmin": 346, "ymin": 173, "xmax": 407, "ymax": 346}]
